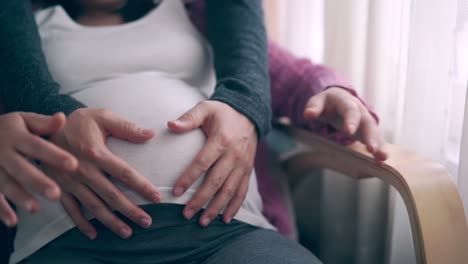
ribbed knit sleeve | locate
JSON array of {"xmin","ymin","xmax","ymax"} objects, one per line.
[
  {"xmin": 206, "ymin": 0, "xmax": 271, "ymax": 138},
  {"xmin": 0, "ymin": 0, "xmax": 85, "ymax": 115}
]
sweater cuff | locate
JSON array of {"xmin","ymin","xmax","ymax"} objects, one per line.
[
  {"xmin": 209, "ymin": 79, "xmax": 272, "ymax": 139},
  {"xmin": 41, "ymin": 94, "xmax": 86, "ymax": 116}
]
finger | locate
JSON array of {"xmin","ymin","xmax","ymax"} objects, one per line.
[
  {"xmin": 2, "ymin": 154, "xmax": 61, "ymax": 201},
  {"xmin": 61, "ymin": 192, "xmax": 96, "ymax": 240},
  {"xmin": 20, "ymin": 112, "xmax": 66, "ymax": 135},
  {"xmin": 173, "ymin": 138, "xmax": 223, "ymax": 197},
  {"xmin": 222, "ymin": 173, "xmax": 250, "ymax": 224},
  {"xmin": 91, "ymin": 150, "xmax": 161, "ymax": 203},
  {"xmin": 358, "ymin": 114, "xmax": 385, "ymax": 157},
  {"xmin": 78, "ymin": 163, "xmax": 153, "ymax": 229},
  {"xmin": 199, "ymin": 167, "xmax": 243, "ymax": 227},
  {"xmin": 304, "ymin": 93, "xmax": 326, "ymax": 120},
  {"xmin": 0, "ymin": 169, "xmax": 39, "ymax": 213},
  {"xmin": 167, "ymin": 102, "xmax": 208, "ymax": 133},
  {"xmin": 336, "ymin": 100, "xmax": 361, "ymax": 135},
  {"xmin": 374, "ymin": 134, "xmax": 388, "ymax": 161},
  {"xmin": 182, "ymin": 154, "xmax": 233, "ymax": 220},
  {"xmin": 0, "ymin": 194, "xmax": 18, "ymax": 227},
  {"xmin": 102, "ymin": 115, "xmax": 155, "ymax": 143},
  {"xmin": 374, "ymin": 147, "xmax": 389, "ymax": 164},
  {"xmin": 15, "ymin": 134, "xmax": 78, "ymax": 172},
  {"xmin": 73, "ymin": 184, "xmax": 133, "ymax": 239}
]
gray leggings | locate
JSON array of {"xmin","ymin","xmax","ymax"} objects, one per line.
[{"xmin": 20, "ymin": 204, "xmax": 321, "ymax": 264}]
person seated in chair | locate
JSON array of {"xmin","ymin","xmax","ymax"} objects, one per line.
[{"xmin": 0, "ymin": 0, "xmax": 386, "ymax": 263}]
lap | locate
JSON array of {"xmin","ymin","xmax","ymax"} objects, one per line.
[
  {"xmin": 19, "ymin": 204, "xmax": 320, "ymax": 264},
  {"xmin": 202, "ymin": 229, "xmax": 321, "ymax": 264}
]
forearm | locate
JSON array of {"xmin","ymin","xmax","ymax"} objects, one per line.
[
  {"xmin": 206, "ymin": 0, "xmax": 271, "ymax": 139},
  {"xmin": 0, "ymin": 0, "xmax": 84, "ymax": 115}
]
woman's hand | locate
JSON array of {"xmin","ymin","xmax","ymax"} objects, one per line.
[
  {"xmin": 304, "ymin": 87, "xmax": 388, "ymax": 163},
  {"xmin": 44, "ymin": 108, "xmax": 161, "ymax": 239},
  {"xmin": 0, "ymin": 112, "xmax": 78, "ymax": 227},
  {"xmin": 168, "ymin": 101, "xmax": 257, "ymax": 227}
]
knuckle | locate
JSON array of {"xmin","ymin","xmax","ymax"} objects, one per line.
[
  {"xmin": 198, "ymin": 101, "xmax": 209, "ymax": 108},
  {"xmin": 95, "ymin": 108, "xmax": 110, "ymax": 117},
  {"xmin": 118, "ymin": 167, "xmax": 134, "ymax": 184},
  {"xmin": 83, "ymin": 145, "xmax": 103, "ymax": 160},
  {"xmin": 180, "ymin": 112, "xmax": 195, "ymax": 123},
  {"xmin": 1, "ymin": 181, "xmax": 15, "ymax": 197},
  {"xmin": 71, "ymin": 108, "xmax": 91, "ymax": 120},
  {"xmin": 217, "ymin": 133, "xmax": 233, "ymax": 147},
  {"xmin": 76, "ymin": 165, "xmax": 90, "ymax": 180},
  {"xmin": 363, "ymin": 112, "xmax": 376, "ymax": 124},
  {"xmin": 24, "ymin": 135, "xmax": 41, "ymax": 149},
  {"xmin": 208, "ymin": 176, "xmax": 224, "ymax": 192},
  {"xmin": 232, "ymin": 149, "xmax": 244, "ymax": 161},
  {"xmin": 234, "ymin": 191, "xmax": 247, "ymax": 202},
  {"xmin": 8, "ymin": 112, "xmax": 21, "ymax": 121},
  {"xmin": 86, "ymin": 201, "xmax": 102, "ymax": 213},
  {"xmin": 105, "ymin": 189, "xmax": 121, "ymax": 205},
  {"xmin": 194, "ymin": 157, "xmax": 211, "ymax": 172},
  {"xmin": 121, "ymin": 120, "xmax": 137, "ymax": 133},
  {"xmin": 349, "ymin": 100, "xmax": 361, "ymax": 112},
  {"xmin": 224, "ymin": 187, "xmax": 237, "ymax": 199}
]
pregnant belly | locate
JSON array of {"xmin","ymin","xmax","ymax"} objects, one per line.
[{"xmin": 71, "ymin": 72, "xmax": 207, "ymax": 203}]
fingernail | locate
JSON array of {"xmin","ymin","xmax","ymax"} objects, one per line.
[
  {"xmin": 87, "ymin": 232, "xmax": 97, "ymax": 240},
  {"xmin": 152, "ymin": 192, "xmax": 161, "ymax": 203},
  {"xmin": 368, "ymin": 141, "xmax": 377, "ymax": 152},
  {"xmin": 25, "ymin": 200, "xmax": 35, "ymax": 212},
  {"xmin": 64, "ymin": 158, "xmax": 77, "ymax": 171},
  {"xmin": 140, "ymin": 217, "xmax": 152, "ymax": 228},
  {"xmin": 304, "ymin": 108, "xmax": 315, "ymax": 117},
  {"xmin": 200, "ymin": 217, "xmax": 210, "ymax": 227},
  {"xmin": 119, "ymin": 227, "xmax": 132, "ymax": 239},
  {"xmin": 174, "ymin": 187, "xmax": 184, "ymax": 197},
  {"xmin": 225, "ymin": 216, "xmax": 232, "ymax": 224},
  {"xmin": 307, "ymin": 107, "xmax": 317, "ymax": 113},
  {"xmin": 45, "ymin": 188, "xmax": 59, "ymax": 200},
  {"xmin": 140, "ymin": 129, "xmax": 154, "ymax": 137},
  {"xmin": 3, "ymin": 219, "xmax": 11, "ymax": 227},
  {"xmin": 184, "ymin": 209, "xmax": 194, "ymax": 219},
  {"xmin": 172, "ymin": 120, "xmax": 183, "ymax": 126},
  {"xmin": 348, "ymin": 124, "xmax": 356, "ymax": 133}
]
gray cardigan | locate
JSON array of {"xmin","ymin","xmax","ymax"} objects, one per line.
[{"xmin": 0, "ymin": 0, "xmax": 271, "ymax": 138}]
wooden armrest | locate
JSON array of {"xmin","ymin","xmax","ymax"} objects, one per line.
[{"xmin": 275, "ymin": 123, "xmax": 468, "ymax": 264}]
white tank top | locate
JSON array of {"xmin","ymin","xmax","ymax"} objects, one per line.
[{"xmin": 11, "ymin": 1, "xmax": 274, "ymax": 263}]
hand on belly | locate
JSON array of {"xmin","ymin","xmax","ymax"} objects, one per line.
[{"xmin": 72, "ymin": 73, "xmax": 208, "ymax": 196}]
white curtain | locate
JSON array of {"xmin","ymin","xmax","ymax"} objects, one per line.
[
  {"xmin": 457, "ymin": 0, "xmax": 468, "ymax": 222},
  {"xmin": 265, "ymin": 0, "xmax": 468, "ymax": 263},
  {"xmin": 326, "ymin": 0, "xmax": 467, "ymax": 263}
]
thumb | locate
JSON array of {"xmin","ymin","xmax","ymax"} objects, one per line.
[
  {"xmin": 102, "ymin": 115, "xmax": 155, "ymax": 143},
  {"xmin": 168, "ymin": 103, "xmax": 208, "ymax": 133},
  {"xmin": 304, "ymin": 93, "xmax": 326, "ymax": 120},
  {"xmin": 21, "ymin": 112, "xmax": 66, "ymax": 135}
]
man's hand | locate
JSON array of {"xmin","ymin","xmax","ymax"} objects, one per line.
[
  {"xmin": 0, "ymin": 112, "xmax": 78, "ymax": 227},
  {"xmin": 45, "ymin": 108, "xmax": 161, "ymax": 239},
  {"xmin": 304, "ymin": 87, "xmax": 388, "ymax": 163},
  {"xmin": 168, "ymin": 101, "xmax": 257, "ymax": 227}
]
